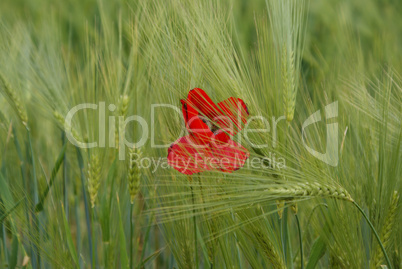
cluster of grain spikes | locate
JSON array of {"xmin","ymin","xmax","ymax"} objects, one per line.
[
  {"xmin": 87, "ymin": 153, "xmax": 102, "ymax": 208},
  {"xmin": 127, "ymin": 147, "xmax": 142, "ymax": 204}
]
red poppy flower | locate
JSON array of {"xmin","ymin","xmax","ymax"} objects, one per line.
[{"xmin": 167, "ymin": 88, "xmax": 250, "ymax": 175}]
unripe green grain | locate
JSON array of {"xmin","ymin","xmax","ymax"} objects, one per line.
[
  {"xmin": 266, "ymin": 182, "xmax": 353, "ymax": 202},
  {"xmin": 128, "ymin": 147, "xmax": 142, "ymax": 204},
  {"xmin": 87, "ymin": 154, "xmax": 101, "ymax": 208},
  {"xmin": 53, "ymin": 111, "xmax": 81, "ymax": 143},
  {"xmin": 372, "ymin": 191, "xmax": 399, "ymax": 269},
  {"xmin": 281, "ymin": 45, "xmax": 296, "ymax": 122},
  {"xmin": 254, "ymin": 228, "xmax": 286, "ymax": 269},
  {"xmin": 0, "ymin": 72, "xmax": 28, "ymax": 125},
  {"xmin": 116, "ymin": 94, "xmax": 130, "ymax": 148}
]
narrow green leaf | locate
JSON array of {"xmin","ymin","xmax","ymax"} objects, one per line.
[
  {"xmin": 196, "ymin": 224, "xmax": 211, "ymax": 268},
  {"xmin": 139, "ymin": 213, "xmax": 155, "ymax": 265},
  {"xmin": 0, "ymin": 198, "xmax": 23, "ymax": 224},
  {"xmin": 76, "ymin": 147, "xmax": 93, "ymax": 267},
  {"xmin": 35, "ymin": 142, "xmax": 67, "ymax": 212},
  {"xmin": 0, "ymin": 174, "xmax": 14, "ymax": 209},
  {"xmin": 61, "ymin": 203, "xmax": 79, "ymax": 266},
  {"xmin": 117, "ymin": 195, "xmax": 129, "ymax": 268},
  {"xmin": 136, "ymin": 248, "xmax": 164, "ymax": 269},
  {"xmin": 0, "ymin": 198, "xmax": 23, "ymax": 268},
  {"xmin": 27, "ymin": 130, "xmax": 40, "ymax": 269},
  {"xmin": 101, "ymin": 156, "xmax": 117, "ymax": 243},
  {"xmin": 295, "ymin": 214, "xmax": 304, "ymax": 269},
  {"xmin": 305, "ymin": 236, "xmax": 326, "ymax": 269},
  {"xmin": 9, "ymin": 234, "xmax": 19, "ymax": 269}
]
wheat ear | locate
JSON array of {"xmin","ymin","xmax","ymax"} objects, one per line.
[
  {"xmin": 128, "ymin": 147, "xmax": 142, "ymax": 204},
  {"xmin": 372, "ymin": 191, "xmax": 399, "ymax": 269},
  {"xmin": 53, "ymin": 111, "xmax": 82, "ymax": 143},
  {"xmin": 254, "ymin": 228, "xmax": 286, "ymax": 269},
  {"xmin": 281, "ymin": 45, "xmax": 297, "ymax": 122},
  {"xmin": 87, "ymin": 154, "xmax": 101, "ymax": 208},
  {"xmin": 266, "ymin": 182, "xmax": 353, "ymax": 202},
  {"xmin": 116, "ymin": 94, "xmax": 129, "ymax": 148},
  {"xmin": 0, "ymin": 72, "xmax": 28, "ymax": 125}
]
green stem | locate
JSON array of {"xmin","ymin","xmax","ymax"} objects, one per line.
[
  {"xmin": 140, "ymin": 212, "xmax": 155, "ymax": 268},
  {"xmin": 0, "ymin": 198, "xmax": 8, "ymax": 265},
  {"xmin": 130, "ymin": 203, "xmax": 133, "ymax": 269},
  {"xmin": 295, "ymin": 214, "xmax": 303, "ymax": 269},
  {"xmin": 353, "ymin": 201, "xmax": 392, "ymax": 269},
  {"xmin": 198, "ymin": 178, "xmax": 214, "ymax": 268},
  {"xmin": 76, "ymin": 148, "xmax": 93, "ymax": 269},
  {"xmin": 27, "ymin": 129, "xmax": 40, "ymax": 269},
  {"xmin": 281, "ymin": 207, "xmax": 291, "ymax": 266},
  {"xmin": 91, "ymin": 208, "xmax": 96, "ymax": 268},
  {"xmin": 191, "ymin": 186, "xmax": 199, "ymax": 269},
  {"xmin": 62, "ymin": 133, "xmax": 69, "ymax": 220}
]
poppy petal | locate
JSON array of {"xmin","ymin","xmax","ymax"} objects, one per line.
[
  {"xmin": 213, "ymin": 130, "xmax": 230, "ymax": 145},
  {"xmin": 209, "ymin": 138, "xmax": 250, "ymax": 173},
  {"xmin": 217, "ymin": 97, "xmax": 249, "ymax": 135},
  {"xmin": 169, "ymin": 88, "xmax": 250, "ymax": 175},
  {"xmin": 187, "ymin": 88, "xmax": 222, "ymax": 121},
  {"xmin": 187, "ymin": 88, "xmax": 249, "ymax": 136},
  {"xmin": 181, "ymin": 99, "xmax": 213, "ymax": 145},
  {"xmin": 167, "ymin": 135, "xmax": 215, "ymax": 175}
]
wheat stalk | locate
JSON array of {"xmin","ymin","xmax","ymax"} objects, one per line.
[{"xmin": 267, "ymin": 0, "xmax": 306, "ymax": 122}]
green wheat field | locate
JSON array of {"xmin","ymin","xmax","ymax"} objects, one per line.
[{"xmin": 0, "ymin": 0, "xmax": 401, "ymax": 268}]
